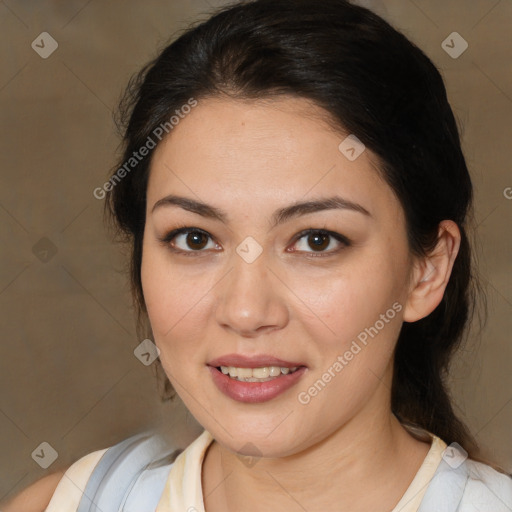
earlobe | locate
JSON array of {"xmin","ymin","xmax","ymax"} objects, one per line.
[{"xmin": 403, "ymin": 220, "xmax": 461, "ymax": 323}]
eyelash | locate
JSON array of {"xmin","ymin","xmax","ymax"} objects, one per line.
[{"xmin": 157, "ymin": 225, "xmax": 351, "ymax": 258}]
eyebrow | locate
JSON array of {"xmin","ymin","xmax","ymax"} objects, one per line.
[{"xmin": 151, "ymin": 194, "xmax": 372, "ymax": 228}]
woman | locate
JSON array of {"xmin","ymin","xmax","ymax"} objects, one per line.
[{"xmin": 4, "ymin": 0, "xmax": 512, "ymax": 510}]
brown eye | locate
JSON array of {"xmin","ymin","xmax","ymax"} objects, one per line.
[
  {"xmin": 291, "ymin": 229, "xmax": 350, "ymax": 256},
  {"xmin": 183, "ymin": 231, "xmax": 209, "ymax": 250},
  {"xmin": 159, "ymin": 227, "xmax": 216, "ymax": 254},
  {"xmin": 159, "ymin": 227, "xmax": 350, "ymax": 258},
  {"xmin": 307, "ymin": 232, "xmax": 330, "ymax": 251}
]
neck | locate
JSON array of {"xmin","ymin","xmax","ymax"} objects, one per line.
[{"xmin": 201, "ymin": 378, "xmax": 431, "ymax": 512}]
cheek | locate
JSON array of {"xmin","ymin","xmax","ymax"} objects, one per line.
[
  {"xmin": 289, "ymin": 257, "xmax": 405, "ymax": 401},
  {"xmin": 141, "ymin": 247, "xmax": 192, "ymax": 338},
  {"xmin": 287, "ymin": 259, "xmax": 396, "ymax": 344},
  {"xmin": 140, "ymin": 246, "xmax": 213, "ymax": 364},
  {"xmin": 141, "ymin": 250, "xmax": 171, "ymax": 332}
]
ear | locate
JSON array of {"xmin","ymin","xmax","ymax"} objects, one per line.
[{"xmin": 403, "ymin": 220, "xmax": 461, "ymax": 323}]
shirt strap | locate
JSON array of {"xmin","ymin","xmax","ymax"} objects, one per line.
[
  {"xmin": 76, "ymin": 430, "xmax": 179, "ymax": 512},
  {"xmin": 417, "ymin": 445, "xmax": 470, "ymax": 512}
]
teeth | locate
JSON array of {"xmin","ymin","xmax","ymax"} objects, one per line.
[
  {"xmin": 219, "ymin": 366, "xmax": 299, "ymax": 381},
  {"xmin": 237, "ymin": 367, "xmax": 252, "ymax": 378},
  {"xmin": 270, "ymin": 367, "xmax": 281, "ymax": 377},
  {"xmin": 253, "ymin": 367, "xmax": 269, "ymax": 378}
]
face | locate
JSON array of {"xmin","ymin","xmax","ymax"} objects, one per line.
[{"xmin": 141, "ymin": 96, "xmax": 415, "ymax": 457}]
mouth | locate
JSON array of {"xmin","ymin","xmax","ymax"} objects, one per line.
[{"xmin": 206, "ymin": 354, "xmax": 308, "ymax": 403}]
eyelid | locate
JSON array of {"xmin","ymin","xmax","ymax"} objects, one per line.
[
  {"xmin": 157, "ymin": 226, "xmax": 218, "ymax": 255},
  {"xmin": 290, "ymin": 228, "xmax": 351, "ymax": 249},
  {"xmin": 158, "ymin": 226, "xmax": 351, "ymax": 256}
]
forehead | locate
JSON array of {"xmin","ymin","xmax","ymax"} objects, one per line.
[
  {"xmin": 152, "ymin": 95, "xmax": 352, "ymax": 164},
  {"xmin": 147, "ymin": 96, "xmax": 400, "ymax": 221}
]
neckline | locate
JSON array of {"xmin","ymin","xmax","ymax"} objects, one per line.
[
  {"xmin": 156, "ymin": 429, "xmax": 447, "ymax": 512},
  {"xmin": 390, "ymin": 434, "xmax": 448, "ymax": 511}
]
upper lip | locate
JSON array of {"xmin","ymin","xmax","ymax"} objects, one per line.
[{"xmin": 208, "ymin": 353, "xmax": 306, "ymax": 369}]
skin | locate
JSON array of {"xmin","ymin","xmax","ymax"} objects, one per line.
[
  {"xmin": 0, "ymin": 469, "xmax": 66, "ymax": 511},
  {"xmin": 141, "ymin": 96, "xmax": 461, "ymax": 511}
]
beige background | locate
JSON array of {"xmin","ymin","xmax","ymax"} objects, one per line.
[{"xmin": 0, "ymin": 0, "xmax": 511, "ymax": 501}]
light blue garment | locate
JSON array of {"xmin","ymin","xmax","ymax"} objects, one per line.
[
  {"xmin": 76, "ymin": 430, "xmax": 182, "ymax": 512},
  {"xmin": 78, "ymin": 431, "xmax": 512, "ymax": 512},
  {"xmin": 417, "ymin": 454, "xmax": 512, "ymax": 512}
]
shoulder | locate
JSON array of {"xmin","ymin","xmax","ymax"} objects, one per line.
[
  {"xmin": 419, "ymin": 449, "xmax": 512, "ymax": 511},
  {"xmin": 49, "ymin": 430, "xmax": 180, "ymax": 511},
  {"xmin": 44, "ymin": 447, "xmax": 108, "ymax": 511},
  {"xmin": 461, "ymin": 458, "xmax": 512, "ymax": 509},
  {"xmin": 0, "ymin": 449, "xmax": 106, "ymax": 512},
  {"xmin": 1, "ymin": 431, "xmax": 183, "ymax": 512},
  {"xmin": 0, "ymin": 471, "xmax": 66, "ymax": 512}
]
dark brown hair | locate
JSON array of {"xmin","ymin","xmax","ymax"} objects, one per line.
[{"xmin": 104, "ymin": 0, "xmax": 503, "ymax": 470}]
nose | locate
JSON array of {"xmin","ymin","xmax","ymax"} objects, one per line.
[{"xmin": 214, "ymin": 250, "xmax": 289, "ymax": 338}]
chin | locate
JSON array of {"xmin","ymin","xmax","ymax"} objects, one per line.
[{"xmin": 210, "ymin": 420, "xmax": 308, "ymax": 458}]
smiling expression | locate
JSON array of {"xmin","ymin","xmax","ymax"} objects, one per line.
[{"xmin": 141, "ymin": 95, "xmax": 416, "ymax": 457}]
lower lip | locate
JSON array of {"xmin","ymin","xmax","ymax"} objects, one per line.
[{"xmin": 208, "ymin": 366, "xmax": 307, "ymax": 403}]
